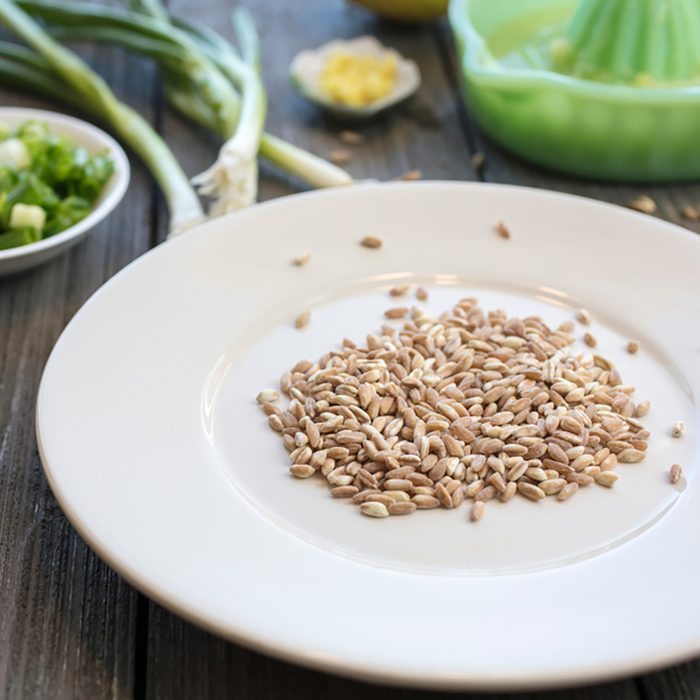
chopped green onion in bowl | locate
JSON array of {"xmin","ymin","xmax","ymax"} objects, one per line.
[{"xmin": 0, "ymin": 118, "xmax": 114, "ymax": 249}]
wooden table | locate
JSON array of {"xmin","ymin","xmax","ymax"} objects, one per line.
[{"xmin": 1, "ymin": 1, "xmax": 699, "ymax": 697}]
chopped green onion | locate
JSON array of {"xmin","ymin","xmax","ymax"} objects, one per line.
[
  {"xmin": 17, "ymin": 0, "xmax": 354, "ymax": 197},
  {"xmin": 0, "ymin": 0, "xmax": 205, "ymax": 237},
  {"xmin": 0, "ymin": 137, "xmax": 30, "ymax": 169},
  {"xmin": 9, "ymin": 202, "xmax": 45, "ymax": 230},
  {"xmin": 0, "ymin": 225, "xmax": 40, "ymax": 249}
]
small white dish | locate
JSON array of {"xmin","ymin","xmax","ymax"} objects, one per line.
[
  {"xmin": 36, "ymin": 183, "xmax": 700, "ymax": 690},
  {"xmin": 0, "ymin": 107, "xmax": 130, "ymax": 276},
  {"xmin": 290, "ymin": 36, "xmax": 421, "ymax": 119}
]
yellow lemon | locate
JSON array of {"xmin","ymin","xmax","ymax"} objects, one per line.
[{"xmin": 349, "ymin": 0, "xmax": 448, "ymax": 22}]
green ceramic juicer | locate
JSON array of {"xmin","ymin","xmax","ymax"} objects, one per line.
[{"xmin": 449, "ymin": 0, "xmax": 700, "ymax": 181}]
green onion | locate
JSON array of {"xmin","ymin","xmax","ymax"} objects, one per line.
[
  {"xmin": 0, "ymin": 225, "xmax": 40, "ymax": 250},
  {"xmin": 0, "ymin": 0, "xmax": 206, "ymax": 236},
  {"xmin": 16, "ymin": 0, "xmax": 354, "ymax": 196},
  {"xmin": 0, "ymin": 118, "xmax": 116, "ymax": 245},
  {"xmin": 188, "ymin": 8, "xmax": 267, "ymax": 215}
]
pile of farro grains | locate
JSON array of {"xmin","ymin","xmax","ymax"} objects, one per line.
[{"xmin": 258, "ymin": 293, "xmax": 656, "ymax": 522}]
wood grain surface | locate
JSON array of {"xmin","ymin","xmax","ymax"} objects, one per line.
[{"xmin": 0, "ymin": 1, "xmax": 698, "ymax": 698}]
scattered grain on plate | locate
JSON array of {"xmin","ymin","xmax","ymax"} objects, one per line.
[
  {"xmin": 501, "ymin": 481, "xmax": 517, "ymax": 502},
  {"xmin": 670, "ymin": 463, "xmax": 682, "ymax": 484},
  {"xmin": 398, "ymin": 169, "xmax": 422, "ymax": 181},
  {"xmin": 389, "ymin": 501, "xmax": 417, "ymax": 515},
  {"xmin": 331, "ymin": 485, "xmax": 359, "ymax": 498},
  {"xmin": 329, "ymin": 148, "xmax": 352, "ymax": 165},
  {"xmin": 583, "ymin": 332, "xmax": 597, "ymax": 348},
  {"xmin": 681, "ymin": 205, "xmax": 699, "ymax": 221},
  {"xmin": 470, "ymin": 501, "xmax": 484, "ymax": 522},
  {"xmin": 559, "ymin": 320, "xmax": 575, "ymax": 333},
  {"xmin": 470, "ymin": 151, "xmax": 486, "ymax": 172},
  {"xmin": 594, "ymin": 471, "xmax": 618, "ymax": 488},
  {"xmin": 518, "ymin": 482, "xmax": 546, "ymax": 501},
  {"xmin": 496, "ymin": 221, "xmax": 510, "ymax": 239},
  {"xmin": 626, "ymin": 340, "xmax": 640, "ymax": 354},
  {"xmin": 389, "ymin": 284, "xmax": 409, "ymax": 297},
  {"xmin": 261, "ymin": 297, "xmax": 651, "ymax": 522},
  {"xmin": 672, "ymin": 420, "xmax": 685, "ymax": 438},
  {"xmin": 635, "ymin": 400, "xmax": 650, "ymax": 418},
  {"xmin": 557, "ymin": 482, "xmax": 579, "ymax": 501},
  {"xmin": 360, "ymin": 235, "xmax": 382, "ymax": 249},
  {"xmin": 294, "ymin": 310, "xmax": 311, "ymax": 330},
  {"xmin": 292, "ymin": 252, "xmax": 311, "ymax": 266},
  {"xmin": 385, "ymin": 306, "xmax": 408, "ymax": 319},
  {"xmin": 576, "ymin": 308, "xmax": 591, "ymax": 325},
  {"xmin": 290, "ymin": 464, "xmax": 315, "ymax": 478},
  {"xmin": 256, "ymin": 389, "xmax": 279, "ymax": 404},
  {"xmin": 360, "ymin": 501, "xmax": 389, "ymax": 518},
  {"xmin": 627, "ymin": 195, "xmax": 657, "ymax": 214},
  {"xmin": 415, "ymin": 286, "xmax": 428, "ymax": 301},
  {"xmin": 339, "ymin": 129, "xmax": 364, "ymax": 145}
]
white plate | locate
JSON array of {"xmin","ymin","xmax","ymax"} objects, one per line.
[
  {"xmin": 36, "ymin": 183, "xmax": 700, "ymax": 690},
  {"xmin": 0, "ymin": 108, "xmax": 130, "ymax": 276}
]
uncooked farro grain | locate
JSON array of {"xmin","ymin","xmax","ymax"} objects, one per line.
[
  {"xmin": 576, "ymin": 308, "xmax": 591, "ymax": 325},
  {"xmin": 681, "ymin": 205, "xmax": 700, "ymax": 221},
  {"xmin": 496, "ymin": 221, "xmax": 510, "ymax": 239},
  {"xmin": 339, "ymin": 129, "xmax": 363, "ymax": 145},
  {"xmin": 329, "ymin": 148, "xmax": 351, "ymax": 165},
  {"xmin": 594, "ymin": 471, "xmax": 618, "ymax": 488},
  {"xmin": 390, "ymin": 285, "xmax": 409, "ymax": 297},
  {"xmin": 360, "ymin": 236, "xmax": 382, "ymax": 249},
  {"xmin": 290, "ymin": 464, "xmax": 315, "ymax": 478},
  {"xmin": 670, "ymin": 464, "xmax": 682, "ymax": 484},
  {"xmin": 627, "ymin": 195, "xmax": 657, "ymax": 214},
  {"xmin": 389, "ymin": 501, "xmax": 418, "ymax": 515},
  {"xmin": 256, "ymin": 389, "xmax": 279, "ymax": 404},
  {"xmin": 294, "ymin": 311, "xmax": 311, "ymax": 330},
  {"xmin": 557, "ymin": 482, "xmax": 579, "ymax": 501},
  {"xmin": 470, "ymin": 501, "xmax": 484, "ymax": 522},
  {"xmin": 470, "ymin": 151, "xmax": 486, "ymax": 171},
  {"xmin": 360, "ymin": 501, "xmax": 389, "ymax": 518},
  {"xmin": 385, "ymin": 306, "xmax": 408, "ymax": 319},
  {"xmin": 260, "ymin": 296, "xmax": 652, "ymax": 523}
]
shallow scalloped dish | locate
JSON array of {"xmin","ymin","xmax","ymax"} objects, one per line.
[
  {"xmin": 289, "ymin": 36, "xmax": 421, "ymax": 120},
  {"xmin": 448, "ymin": 0, "xmax": 700, "ymax": 182}
]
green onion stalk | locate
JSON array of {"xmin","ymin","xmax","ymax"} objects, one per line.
[
  {"xmin": 14, "ymin": 0, "xmax": 354, "ymax": 214},
  {"xmin": 190, "ymin": 8, "xmax": 267, "ymax": 216},
  {"xmin": 130, "ymin": 0, "xmax": 266, "ymax": 215},
  {"xmin": 0, "ymin": 0, "xmax": 206, "ymax": 236}
]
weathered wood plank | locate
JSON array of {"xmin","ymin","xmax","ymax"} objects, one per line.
[
  {"xmin": 638, "ymin": 660, "xmax": 700, "ymax": 700},
  {"xmin": 147, "ymin": 596, "xmax": 644, "ymax": 700},
  {"xmin": 0, "ymin": 40, "xmax": 157, "ymax": 698}
]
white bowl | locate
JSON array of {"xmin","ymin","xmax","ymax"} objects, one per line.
[{"xmin": 0, "ymin": 107, "xmax": 130, "ymax": 276}]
